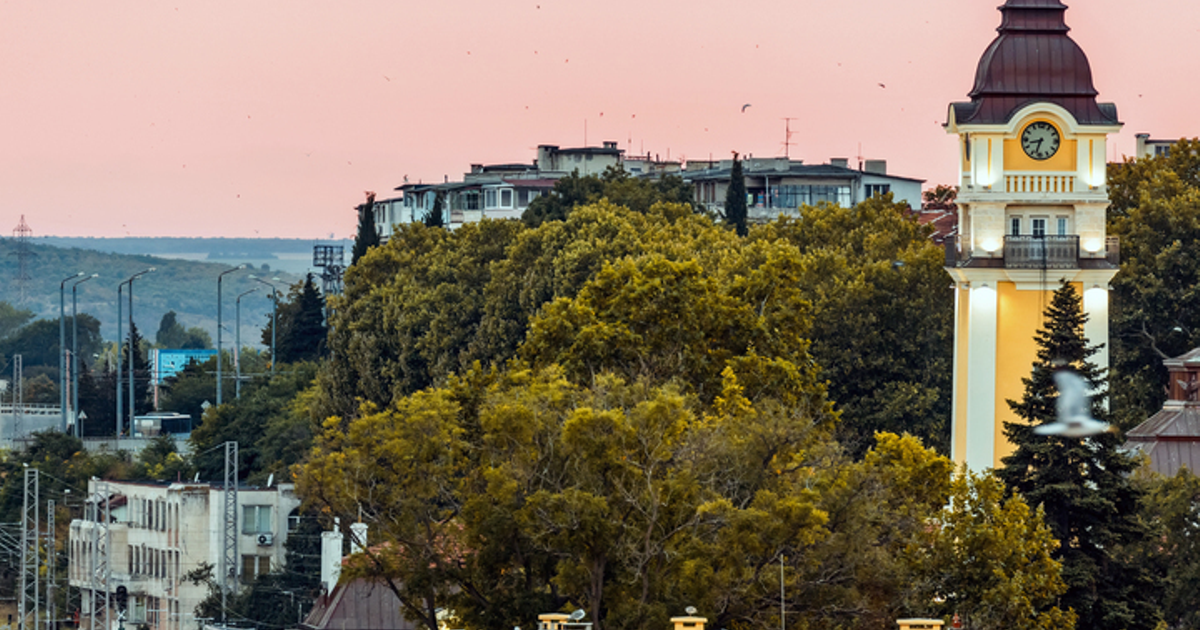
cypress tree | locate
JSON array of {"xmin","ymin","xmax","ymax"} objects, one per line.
[
  {"xmin": 724, "ymin": 153, "xmax": 748, "ymax": 236},
  {"xmin": 426, "ymin": 191, "xmax": 446, "ymax": 228},
  {"xmin": 274, "ymin": 274, "xmax": 327, "ymax": 364},
  {"xmin": 996, "ymin": 281, "xmax": 1161, "ymax": 630},
  {"xmin": 352, "ymin": 192, "xmax": 381, "ymax": 265}
]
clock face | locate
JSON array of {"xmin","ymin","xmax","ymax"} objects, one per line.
[{"xmin": 1021, "ymin": 121, "xmax": 1060, "ymax": 160}]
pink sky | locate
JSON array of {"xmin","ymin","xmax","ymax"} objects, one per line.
[{"xmin": 1, "ymin": 0, "xmax": 1196, "ymax": 239}]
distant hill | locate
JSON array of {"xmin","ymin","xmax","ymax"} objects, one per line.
[
  {"xmin": 33, "ymin": 236, "xmax": 352, "ymax": 277},
  {"xmin": 0, "ymin": 238, "xmax": 320, "ymax": 346}
]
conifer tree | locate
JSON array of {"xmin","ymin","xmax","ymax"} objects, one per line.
[
  {"xmin": 724, "ymin": 153, "xmax": 748, "ymax": 236},
  {"xmin": 269, "ymin": 274, "xmax": 327, "ymax": 364},
  {"xmin": 425, "ymin": 191, "xmax": 446, "ymax": 228},
  {"xmin": 996, "ymin": 282, "xmax": 1161, "ymax": 630},
  {"xmin": 352, "ymin": 192, "xmax": 381, "ymax": 265}
]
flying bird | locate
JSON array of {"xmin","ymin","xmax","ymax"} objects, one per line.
[
  {"xmin": 1033, "ymin": 370, "xmax": 1110, "ymax": 438},
  {"xmin": 878, "ymin": 83, "xmax": 886, "ymax": 88},
  {"xmin": 741, "ymin": 103, "xmax": 751, "ymax": 113}
]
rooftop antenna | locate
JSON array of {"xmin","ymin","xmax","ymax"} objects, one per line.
[
  {"xmin": 781, "ymin": 118, "xmax": 798, "ymax": 159},
  {"xmin": 857, "ymin": 143, "xmax": 864, "ymax": 171}
]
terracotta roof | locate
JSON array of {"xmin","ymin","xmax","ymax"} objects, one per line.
[{"xmin": 951, "ymin": 0, "xmax": 1118, "ymax": 126}]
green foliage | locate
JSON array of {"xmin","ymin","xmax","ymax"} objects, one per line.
[
  {"xmin": 522, "ymin": 166, "xmax": 695, "ymax": 227},
  {"xmin": 1136, "ymin": 469, "xmax": 1200, "ymax": 629},
  {"xmin": 911, "ymin": 470, "xmax": 1075, "ymax": 630},
  {"xmin": 157, "ymin": 357, "xmax": 214, "ymax": 427},
  {"xmin": 427, "ymin": 191, "xmax": 446, "ymax": 228},
  {"xmin": 155, "ymin": 310, "xmax": 211, "ymax": 349},
  {"xmin": 0, "ymin": 301, "xmax": 34, "ymax": 339},
  {"xmin": 756, "ymin": 196, "xmax": 954, "ymax": 453},
  {"xmin": 0, "ymin": 314, "xmax": 103, "ymax": 371},
  {"xmin": 724, "ymin": 155, "xmax": 748, "ymax": 236},
  {"xmin": 352, "ymin": 195, "xmax": 381, "ymax": 265},
  {"xmin": 190, "ymin": 362, "xmax": 319, "ymax": 484},
  {"xmin": 133, "ymin": 434, "xmax": 192, "ymax": 481},
  {"xmin": 1107, "ymin": 138, "xmax": 1200, "ymax": 429},
  {"xmin": 997, "ymin": 282, "xmax": 1162, "ymax": 630},
  {"xmin": 122, "ymin": 322, "xmax": 152, "ymax": 418},
  {"xmin": 265, "ymin": 275, "xmax": 328, "ymax": 364}
]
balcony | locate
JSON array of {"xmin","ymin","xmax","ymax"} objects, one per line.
[
  {"xmin": 1004, "ymin": 235, "xmax": 1079, "ymax": 269},
  {"xmin": 945, "ymin": 236, "xmax": 1119, "ymax": 270}
]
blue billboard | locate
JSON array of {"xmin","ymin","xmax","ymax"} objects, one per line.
[{"xmin": 151, "ymin": 349, "xmax": 218, "ymax": 385}]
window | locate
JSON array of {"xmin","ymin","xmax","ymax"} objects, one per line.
[
  {"xmin": 1057, "ymin": 217, "xmax": 1068, "ymax": 236},
  {"xmin": 1010, "ymin": 217, "xmax": 1021, "ymax": 236},
  {"xmin": 242, "ymin": 555, "xmax": 271, "ymax": 583},
  {"xmin": 484, "ymin": 189, "xmax": 498, "ymax": 208},
  {"xmin": 1155, "ymin": 145, "xmax": 1171, "ymax": 157},
  {"xmin": 865, "ymin": 184, "xmax": 891, "ymax": 198},
  {"xmin": 1031, "ymin": 218, "xmax": 1046, "ymax": 238},
  {"xmin": 776, "ymin": 185, "xmax": 852, "ymax": 209},
  {"xmin": 242, "ymin": 505, "xmax": 272, "ymax": 534},
  {"xmin": 500, "ymin": 189, "xmax": 513, "ymax": 208}
]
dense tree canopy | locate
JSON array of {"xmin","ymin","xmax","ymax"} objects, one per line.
[
  {"xmin": 1107, "ymin": 138, "xmax": 1200, "ymax": 428},
  {"xmin": 263, "ymin": 275, "xmax": 328, "ymax": 364},
  {"xmin": 521, "ymin": 166, "xmax": 695, "ymax": 227}
]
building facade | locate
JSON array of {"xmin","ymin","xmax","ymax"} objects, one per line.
[
  {"xmin": 945, "ymin": 0, "xmax": 1121, "ymax": 470},
  {"xmin": 69, "ymin": 480, "xmax": 302, "ymax": 630}
]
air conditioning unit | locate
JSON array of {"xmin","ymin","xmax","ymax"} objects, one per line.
[{"xmin": 256, "ymin": 533, "xmax": 274, "ymax": 547}]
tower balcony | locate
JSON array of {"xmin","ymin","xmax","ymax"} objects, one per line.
[
  {"xmin": 959, "ymin": 171, "xmax": 1108, "ymax": 203},
  {"xmin": 945, "ymin": 235, "xmax": 1119, "ymax": 270}
]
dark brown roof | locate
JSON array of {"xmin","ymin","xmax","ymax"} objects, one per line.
[
  {"xmin": 951, "ymin": 0, "xmax": 1118, "ymax": 126},
  {"xmin": 303, "ymin": 579, "xmax": 417, "ymax": 630},
  {"xmin": 1126, "ymin": 406, "xmax": 1200, "ymax": 475}
]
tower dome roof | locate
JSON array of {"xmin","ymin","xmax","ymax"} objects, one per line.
[{"xmin": 951, "ymin": 0, "xmax": 1118, "ymax": 126}]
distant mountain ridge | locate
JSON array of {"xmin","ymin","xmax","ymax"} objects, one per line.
[{"xmin": 35, "ymin": 236, "xmax": 350, "ymax": 258}]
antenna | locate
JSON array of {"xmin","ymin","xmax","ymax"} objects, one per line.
[
  {"xmin": 857, "ymin": 142, "xmax": 864, "ymax": 171},
  {"xmin": 781, "ymin": 118, "xmax": 798, "ymax": 159},
  {"xmin": 10, "ymin": 215, "xmax": 35, "ymax": 304}
]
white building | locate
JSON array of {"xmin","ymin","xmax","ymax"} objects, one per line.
[{"xmin": 69, "ymin": 479, "xmax": 302, "ymax": 630}]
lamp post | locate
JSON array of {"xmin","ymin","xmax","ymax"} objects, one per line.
[
  {"xmin": 216, "ymin": 265, "xmax": 247, "ymax": 406},
  {"xmin": 71, "ymin": 274, "xmax": 98, "ymax": 437},
  {"xmin": 249, "ymin": 276, "xmax": 281, "ymax": 375},
  {"xmin": 59, "ymin": 272, "xmax": 84, "ymax": 431},
  {"xmin": 116, "ymin": 268, "xmax": 154, "ymax": 437},
  {"xmin": 128, "ymin": 268, "xmax": 155, "ymax": 435},
  {"xmin": 234, "ymin": 287, "xmax": 259, "ymax": 398}
]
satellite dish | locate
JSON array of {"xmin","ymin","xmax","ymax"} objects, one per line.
[
  {"xmin": 267, "ymin": 473, "xmax": 275, "ymax": 488},
  {"xmin": 569, "ymin": 610, "xmax": 586, "ymax": 622},
  {"xmin": 685, "ymin": 607, "xmax": 697, "ymax": 616}
]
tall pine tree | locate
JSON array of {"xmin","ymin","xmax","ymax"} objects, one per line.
[
  {"xmin": 724, "ymin": 152, "xmax": 748, "ymax": 236},
  {"xmin": 352, "ymin": 192, "xmax": 381, "ymax": 265},
  {"xmin": 425, "ymin": 191, "xmax": 446, "ymax": 228},
  {"xmin": 996, "ymin": 282, "xmax": 1161, "ymax": 630}
]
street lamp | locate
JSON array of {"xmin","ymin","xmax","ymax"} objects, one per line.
[
  {"xmin": 116, "ymin": 268, "xmax": 154, "ymax": 437},
  {"xmin": 59, "ymin": 272, "xmax": 84, "ymax": 431},
  {"xmin": 71, "ymin": 274, "xmax": 98, "ymax": 438},
  {"xmin": 128, "ymin": 268, "xmax": 155, "ymax": 434},
  {"xmin": 234, "ymin": 287, "xmax": 259, "ymax": 398},
  {"xmin": 216, "ymin": 265, "xmax": 247, "ymax": 406},
  {"xmin": 249, "ymin": 275, "xmax": 281, "ymax": 375}
]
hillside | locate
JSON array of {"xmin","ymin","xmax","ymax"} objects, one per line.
[{"xmin": 0, "ymin": 238, "xmax": 308, "ymax": 346}]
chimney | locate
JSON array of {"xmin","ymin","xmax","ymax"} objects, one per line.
[
  {"xmin": 320, "ymin": 518, "xmax": 344, "ymax": 593},
  {"xmin": 830, "ymin": 158, "xmax": 849, "ymax": 168},
  {"xmin": 603, "ymin": 141, "xmax": 618, "ymax": 150},
  {"xmin": 350, "ymin": 522, "xmax": 369, "ymax": 555},
  {"xmin": 864, "ymin": 159, "xmax": 887, "ymax": 175}
]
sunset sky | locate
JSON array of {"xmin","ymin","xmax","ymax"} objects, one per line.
[{"xmin": 1, "ymin": 0, "xmax": 1196, "ymax": 239}]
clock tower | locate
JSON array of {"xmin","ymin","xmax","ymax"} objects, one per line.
[{"xmin": 945, "ymin": 0, "xmax": 1122, "ymax": 470}]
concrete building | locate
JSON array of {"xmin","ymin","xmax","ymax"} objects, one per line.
[
  {"xmin": 69, "ymin": 479, "xmax": 302, "ymax": 630},
  {"xmin": 680, "ymin": 156, "xmax": 923, "ymax": 219},
  {"xmin": 1134, "ymin": 133, "xmax": 1181, "ymax": 159},
  {"xmin": 944, "ymin": 0, "xmax": 1121, "ymax": 470}
]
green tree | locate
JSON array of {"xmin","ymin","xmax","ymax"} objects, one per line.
[
  {"xmin": 1137, "ymin": 468, "xmax": 1200, "ymax": 629},
  {"xmin": 756, "ymin": 196, "xmax": 954, "ymax": 453},
  {"xmin": 155, "ymin": 311, "xmax": 211, "ymax": 349},
  {"xmin": 352, "ymin": 192, "xmax": 381, "ymax": 265},
  {"xmin": 522, "ymin": 166, "xmax": 696, "ymax": 227},
  {"xmin": 911, "ymin": 470, "xmax": 1075, "ymax": 630},
  {"xmin": 77, "ymin": 359, "xmax": 117, "ymax": 437},
  {"xmin": 123, "ymin": 322, "xmax": 152, "ymax": 418},
  {"xmin": 268, "ymin": 275, "xmax": 327, "ymax": 364},
  {"xmin": 426, "ymin": 191, "xmax": 446, "ymax": 228},
  {"xmin": 724, "ymin": 154, "xmax": 748, "ymax": 236},
  {"xmin": 0, "ymin": 301, "xmax": 34, "ymax": 339},
  {"xmin": 996, "ymin": 282, "xmax": 1162, "ymax": 630},
  {"xmin": 1107, "ymin": 138, "xmax": 1200, "ymax": 428}
]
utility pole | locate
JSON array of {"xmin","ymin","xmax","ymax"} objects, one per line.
[
  {"xmin": 221, "ymin": 441, "xmax": 239, "ymax": 622},
  {"xmin": 19, "ymin": 467, "xmax": 39, "ymax": 630}
]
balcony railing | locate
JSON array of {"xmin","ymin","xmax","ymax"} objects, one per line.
[
  {"xmin": 1005, "ymin": 174, "xmax": 1076, "ymax": 194},
  {"xmin": 1004, "ymin": 235, "xmax": 1079, "ymax": 269},
  {"xmin": 946, "ymin": 235, "xmax": 1120, "ymax": 269}
]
